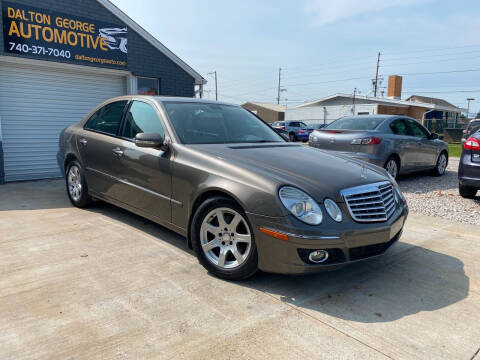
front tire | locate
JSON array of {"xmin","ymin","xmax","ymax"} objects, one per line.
[
  {"xmin": 432, "ymin": 151, "xmax": 448, "ymax": 176},
  {"xmin": 190, "ymin": 197, "xmax": 258, "ymax": 280},
  {"xmin": 459, "ymin": 184, "xmax": 477, "ymax": 199},
  {"xmin": 65, "ymin": 160, "xmax": 92, "ymax": 208}
]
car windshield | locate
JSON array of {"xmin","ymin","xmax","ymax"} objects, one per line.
[
  {"xmin": 325, "ymin": 116, "xmax": 385, "ymax": 130},
  {"xmin": 163, "ymin": 102, "xmax": 285, "ymax": 144}
]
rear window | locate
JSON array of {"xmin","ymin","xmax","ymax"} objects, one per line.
[
  {"xmin": 467, "ymin": 121, "xmax": 480, "ymax": 131},
  {"xmin": 325, "ymin": 116, "xmax": 385, "ymax": 130}
]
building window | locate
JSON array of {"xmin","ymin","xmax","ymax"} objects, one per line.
[{"xmin": 137, "ymin": 77, "xmax": 160, "ymax": 95}]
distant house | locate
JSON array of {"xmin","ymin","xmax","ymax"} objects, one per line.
[
  {"xmin": 242, "ymin": 102, "xmax": 286, "ymax": 124},
  {"xmin": 286, "ymin": 76, "xmax": 465, "ymax": 127}
]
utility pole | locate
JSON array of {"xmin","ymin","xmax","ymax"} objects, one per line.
[
  {"xmin": 374, "ymin": 52, "xmax": 381, "ymax": 97},
  {"xmin": 277, "ymin": 67, "xmax": 282, "ymax": 104},
  {"xmin": 207, "ymin": 71, "xmax": 218, "ymax": 101},
  {"xmin": 467, "ymin": 98, "xmax": 475, "ymax": 118},
  {"xmin": 352, "ymin": 87, "xmax": 357, "ymax": 115}
]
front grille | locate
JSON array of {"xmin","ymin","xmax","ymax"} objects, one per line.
[{"xmin": 341, "ymin": 181, "xmax": 396, "ymax": 222}]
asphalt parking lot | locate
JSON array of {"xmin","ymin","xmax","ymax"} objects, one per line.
[{"xmin": 1, "ymin": 180, "xmax": 479, "ymax": 359}]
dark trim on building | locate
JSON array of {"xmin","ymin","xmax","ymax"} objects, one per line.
[{"xmin": 0, "ymin": 141, "xmax": 4, "ymax": 184}]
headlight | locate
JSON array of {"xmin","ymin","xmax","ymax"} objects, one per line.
[
  {"xmin": 279, "ymin": 186, "xmax": 323, "ymax": 225},
  {"xmin": 324, "ymin": 198, "xmax": 343, "ymax": 222},
  {"xmin": 386, "ymin": 172, "xmax": 406, "ymax": 203}
]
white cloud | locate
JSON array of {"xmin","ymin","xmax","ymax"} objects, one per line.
[{"xmin": 305, "ymin": 0, "xmax": 428, "ymax": 26}]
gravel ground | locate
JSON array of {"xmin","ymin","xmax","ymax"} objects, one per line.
[{"xmin": 397, "ymin": 157, "xmax": 480, "ymax": 225}]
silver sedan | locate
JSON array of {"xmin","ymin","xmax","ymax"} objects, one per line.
[{"xmin": 308, "ymin": 115, "xmax": 449, "ymax": 179}]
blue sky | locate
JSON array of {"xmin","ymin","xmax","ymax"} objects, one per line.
[{"xmin": 111, "ymin": 0, "xmax": 480, "ymax": 113}]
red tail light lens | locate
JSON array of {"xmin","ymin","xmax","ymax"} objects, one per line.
[
  {"xmin": 279, "ymin": 126, "xmax": 285, "ymax": 130},
  {"xmin": 298, "ymin": 130, "xmax": 305, "ymax": 134},
  {"xmin": 351, "ymin": 137, "xmax": 382, "ymax": 145},
  {"xmin": 464, "ymin": 137, "xmax": 480, "ymax": 150}
]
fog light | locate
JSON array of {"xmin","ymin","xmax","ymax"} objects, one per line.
[{"xmin": 308, "ymin": 250, "xmax": 329, "ymax": 263}]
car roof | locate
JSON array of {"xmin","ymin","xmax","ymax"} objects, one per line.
[
  {"xmin": 106, "ymin": 95, "xmax": 237, "ymax": 107},
  {"xmin": 337, "ymin": 115, "xmax": 406, "ymax": 120}
]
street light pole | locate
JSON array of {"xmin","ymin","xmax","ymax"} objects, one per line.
[
  {"xmin": 277, "ymin": 67, "xmax": 282, "ymax": 104},
  {"xmin": 207, "ymin": 71, "xmax": 218, "ymax": 101},
  {"xmin": 467, "ymin": 98, "xmax": 475, "ymax": 119}
]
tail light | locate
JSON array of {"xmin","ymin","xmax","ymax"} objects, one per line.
[
  {"xmin": 351, "ymin": 137, "xmax": 382, "ymax": 145},
  {"xmin": 298, "ymin": 130, "xmax": 305, "ymax": 134},
  {"xmin": 279, "ymin": 126, "xmax": 285, "ymax": 130},
  {"xmin": 464, "ymin": 137, "xmax": 480, "ymax": 150}
]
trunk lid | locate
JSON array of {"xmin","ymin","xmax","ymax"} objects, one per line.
[{"xmin": 311, "ymin": 130, "xmax": 374, "ymax": 152}]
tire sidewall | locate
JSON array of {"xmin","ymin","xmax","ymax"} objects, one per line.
[
  {"xmin": 385, "ymin": 157, "xmax": 399, "ymax": 179},
  {"xmin": 190, "ymin": 197, "xmax": 258, "ymax": 280},
  {"xmin": 434, "ymin": 152, "xmax": 448, "ymax": 176},
  {"xmin": 65, "ymin": 160, "xmax": 91, "ymax": 208}
]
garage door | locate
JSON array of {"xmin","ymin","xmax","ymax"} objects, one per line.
[{"xmin": 0, "ymin": 62, "xmax": 127, "ymax": 182}]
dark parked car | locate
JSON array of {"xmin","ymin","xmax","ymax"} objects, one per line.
[
  {"xmin": 458, "ymin": 130, "xmax": 480, "ymax": 198},
  {"xmin": 271, "ymin": 120, "xmax": 310, "ymax": 142},
  {"xmin": 58, "ymin": 96, "xmax": 408, "ymax": 280},
  {"xmin": 309, "ymin": 115, "xmax": 448, "ymax": 179},
  {"xmin": 461, "ymin": 119, "xmax": 480, "ymax": 143}
]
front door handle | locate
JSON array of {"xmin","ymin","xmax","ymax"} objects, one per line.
[
  {"xmin": 79, "ymin": 138, "xmax": 87, "ymax": 146},
  {"xmin": 112, "ymin": 147, "xmax": 124, "ymax": 157}
]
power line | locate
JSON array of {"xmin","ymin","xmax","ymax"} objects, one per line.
[{"xmin": 381, "ymin": 43, "xmax": 480, "ymax": 56}]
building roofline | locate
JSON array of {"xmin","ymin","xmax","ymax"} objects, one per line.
[
  {"xmin": 296, "ymin": 93, "xmax": 466, "ymax": 112},
  {"xmin": 97, "ymin": 0, "xmax": 207, "ymax": 85}
]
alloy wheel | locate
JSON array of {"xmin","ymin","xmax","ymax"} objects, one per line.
[
  {"xmin": 437, "ymin": 153, "xmax": 447, "ymax": 174},
  {"xmin": 200, "ymin": 207, "xmax": 252, "ymax": 269},
  {"xmin": 386, "ymin": 159, "xmax": 398, "ymax": 179},
  {"xmin": 67, "ymin": 165, "xmax": 82, "ymax": 202}
]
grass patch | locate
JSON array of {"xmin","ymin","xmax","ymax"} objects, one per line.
[{"xmin": 448, "ymin": 143, "xmax": 462, "ymax": 158}]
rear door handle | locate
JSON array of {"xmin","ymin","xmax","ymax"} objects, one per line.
[
  {"xmin": 79, "ymin": 138, "xmax": 87, "ymax": 146},
  {"xmin": 112, "ymin": 147, "xmax": 124, "ymax": 157}
]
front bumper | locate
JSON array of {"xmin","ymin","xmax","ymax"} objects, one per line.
[{"xmin": 247, "ymin": 204, "xmax": 408, "ymax": 275}]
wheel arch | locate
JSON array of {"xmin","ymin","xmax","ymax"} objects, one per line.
[
  {"xmin": 64, "ymin": 153, "xmax": 80, "ymax": 175},
  {"xmin": 187, "ymin": 188, "xmax": 245, "ymax": 249},
  {"xmin": 386, "ymin": 153, "xmax": 401, "ymax": 168}
]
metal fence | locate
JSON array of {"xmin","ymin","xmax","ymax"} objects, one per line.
[{"xmin": 423, "ymin": 119, "xmax": 464, "ymax": 134}]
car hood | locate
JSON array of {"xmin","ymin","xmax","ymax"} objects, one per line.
[{"xmin": 189, "ymin": 143, "xmax": 390, "ymax": 202}]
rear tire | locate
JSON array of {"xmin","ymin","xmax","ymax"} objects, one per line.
[
  {"xmin": 384, "ymin": 156, "xmax": 400, "ymax": 179},
  {"xmin": 65, "ymin": 160, "xmax": 92, "ymax": 208},
  {"xmin": 190, "ymin": 196, "xmax": 258, "ymax": 280},
  {"xmin": 432, "ymin": 151, "xmax": 448, "ymax": 176},
  {"xmin": 459, "ymin": 184, "xmax": 477, "ymax": 199}
]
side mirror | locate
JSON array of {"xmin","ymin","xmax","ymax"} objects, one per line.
[
  {"xmin": 134, "ymin": 132, "xmax": 167, "ymax": 150},
  {"xmin": 429, "ymin": 133, "xmax": 439, "ymax": 140}
]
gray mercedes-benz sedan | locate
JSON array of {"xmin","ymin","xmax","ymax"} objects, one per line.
[
  {"xmin": 57, "ymin": 96, "xmax": 408, "ymax": 280},
  {"xmin": 309, "ymin": 115, "xmax": 448, "ymax": 179}
]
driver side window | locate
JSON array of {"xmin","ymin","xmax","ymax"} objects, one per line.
[{"xmin": 121, "ymin": 101, "xmax": 165, "ymax": 140}]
